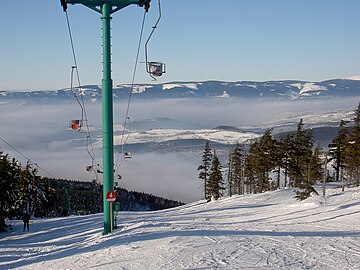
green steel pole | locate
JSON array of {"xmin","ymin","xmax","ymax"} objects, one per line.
[
  {"xmin": 62, "ymin": 0, "xmax": 150, "ymax": 235},
  {"xmin": 101, "ymin": 3, "xmax": 114, "ymax": 235}
]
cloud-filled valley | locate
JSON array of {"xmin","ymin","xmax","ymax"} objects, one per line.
[{"xmin": 0, "ymin": 96, "xmax": 358, "ymax": 202}]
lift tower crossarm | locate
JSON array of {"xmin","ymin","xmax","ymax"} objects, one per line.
[
  {"xmin": 63, "ymin": 0, "xmax": 149, "ymax": 13},
  {"xmin": 60, "ymin": 0, "xmax": 151, "ymax": 235}
]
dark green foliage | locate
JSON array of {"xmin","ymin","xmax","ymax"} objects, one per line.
[
  {"xmin": 354, "ymin": 102, "xmax": 360, "ymax": 126},
  {"xmin": 295, "ymin": 145, "xmax": 323, "ymax": 200},
  {"xmin": 295, "ymin": 185, "xmax": 319, "ymax": 201},
  {"xmin": 44, "ymin": 179, "xmax": 184, "ymax": 216},
  {"xmin": 197, "ymin": 141, "xmax": 212, "ymax": 200},
  {"xmin": 288, "ymin": 119, "xmax": 313, "ymax": 188},
  {"xmin": 115, "ymin": 188, "xmax": 183, "ymax": 211},
  {"xmin": 279, "ymin": 134, "xmax": 292, "ymax": 188},
  {"xmin": 308, "ymin": 145, "xmax": 324, "ymax": 185},
  {"xmin": 0, "ymin": 151, "xmax": 55, "ymax": 232},
  {"xmin": 227, "ymin": 143, "xmax": 244, "ymax": 196},
  {"xmin": 0, "ymin": 148, "xmax": 184, "ymax": 232},
  {"xmin": 0, "ymin": 152, "xmax": 20, "ymax": 232},
  {"xmin": 343, "ymin": 103, "xmax": 360, "ymax": 185},
  {"xmin": 244, "ymin": 129, "xmax": 277, "ymax": 193},
  {"xmin": 207, "ymin": 151, "xmax": 224, "ymax": 200},
  {"xmin": 202, "ymin": 104, "xmax": 360, "ymax": 201},
  {"xmin": 329, "ymin": 120, "xmax": 349, "ymax": 182}
]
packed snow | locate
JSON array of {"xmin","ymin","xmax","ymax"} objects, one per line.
[{"xmin": 1, "ymin": 185, "xmax": 360, "ymax": 269}]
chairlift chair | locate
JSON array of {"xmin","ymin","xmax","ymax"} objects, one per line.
[
  {"xmin": 144, "ymin": 0, "xmax": 166, "ymax": 80},
  {"xmin": 70, "ymin": 119, "xmax": 83, "ymax": 130},
  {"xmin": 148, "ymin": 61, "xmax": 166, "ymax": 77},
  {"xmin": 124, "ymin": 152, "xmax": 132, "ymax": 159}
]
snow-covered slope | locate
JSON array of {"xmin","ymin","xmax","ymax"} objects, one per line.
[{"xmin": 1, "ymin": 186, "xmax": 360, "ymax": 269}]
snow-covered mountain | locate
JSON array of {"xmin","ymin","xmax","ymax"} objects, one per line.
[
  {"xmin": 1, "ymin": 78, "xmax": 360, "ymax": 102},
  {"xmin": 0, "ymin": 81, "xmax": 357, "ymax": 189},
  {"xmin": 1, "ymin": 185, "xmax": 359, "ymax": 269}
]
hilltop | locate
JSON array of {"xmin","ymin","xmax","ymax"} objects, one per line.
[{"xmin": 1, "ymin": 78, "xmax": 360, "ymax": 102}]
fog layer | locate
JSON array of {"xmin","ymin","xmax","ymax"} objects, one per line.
[{"xmin": 0, "ymin": 97, "xmax": 357, "ymax": 202}]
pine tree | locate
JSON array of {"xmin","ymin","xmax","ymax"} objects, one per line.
[
  {"xmin": 354, "ymin": 102, "xmax": 360, "ymax": 126},
  {"xmin": 279, "ymin": 134, "xmax": 292, "ymax": 188},
  {"xmin": 0, "ymin": 151, "xmax": 21, "ymax": 232},
  {"xmin": 246, "ymin": 130, "xmax": 276, "ymax": 193},
  {"xmin": 227, "ymin": 143, "xmax": 244, "ymax": 196},
  {"xmin": 31, "ymin": 175, "xmax": 51, "ymax": 218},
  {"xmin": 329, "ymin": 120, "xmax": 349, "ymax": 182},
  {"xmin": 343, "ymin": 103, "xmax": 360, "ymax": 186},
  {"xmin": 197, "ymin": 142, "xmax": 212, "ymax": 200},
  {"xmin": 295, "ymin": 145, "xmax": 322, "ymax": 201},
  {"xmin": 288, "ymin": 119, "xmax": 313, "ymax": 188},
  {"xmin": 244, "ymin": 151, "xmax": 255, "ymax": 194},
  {"xmin": 16, "ymin": 162, "xmax": 38, "ymax": 215},
  {"xmin": 308, "ymin": 144, "xmax": 323, "ymax": 186},
  {"xmin": 207, "ymin": 151, "xmax": 224, "ymax": 200},
  {"xmin": 227, "ymin": 152, "xmax": 234, "ymax": 197},
  {"xmin": 272, "ymin": 138, "xmax": 282, "ymax": 189}
]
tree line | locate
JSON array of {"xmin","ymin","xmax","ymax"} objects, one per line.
[
  {"xmin": 198, "ymin": 103, "xmax": 360, "ymax": 201},
  {"xmin": 0, "ymin": 153, "xmax": 183, "ymax": 232}
]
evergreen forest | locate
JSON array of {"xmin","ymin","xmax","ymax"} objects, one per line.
[
  {"xmin": 0, "ymin": 158, "xmax": 183, "ymax": 232},
  {"xmin": 198, "ymin": 103, "xmax": 360, "ymax": 201}
]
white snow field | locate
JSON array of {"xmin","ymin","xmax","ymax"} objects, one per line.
[{"xmin": 1, "ymin": 186, "xmax": 360, "ymax": 270}]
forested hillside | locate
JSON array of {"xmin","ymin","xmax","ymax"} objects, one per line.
[
  {"xmin": 199, "ymin": 103, "xmax": 360, "ymax": 201},
  {"xmin": 0, "ymin": 156, "xmax": 183, "ymax": 232}
]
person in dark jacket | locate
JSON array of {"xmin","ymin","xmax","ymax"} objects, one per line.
[{"xmin": 23, "ymin": 212, "xmax": 30, "ymax": 232}]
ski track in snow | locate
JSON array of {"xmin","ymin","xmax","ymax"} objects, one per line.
[{"xmin": 1, "ymin": 186, "xmax": 360, "ymax": 269}]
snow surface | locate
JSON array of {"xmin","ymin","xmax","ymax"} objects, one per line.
[
  {"xmin": 289, "ymin": 83, "xmax": 303, "ymax": 89},
  {"xmin": 162, "ymin": 83, "xmax": 200, "ymax": 91},
  {"xmin": 111, "ymin": 128, "xmax": 260, "ymax": 146},
  {"xmin": 126, "ymin": 85, "xmax": 154, "ymax": 94},
  {"xmin": 240, "ymin": 109, "xmax": 354, "ymax": 132},
  {"xmin": 1, "ymin": 186, "xmax": 360, "ymax": 269},
  {"xmin": 298, "ymin": 83, "xmax": 327, "ymax": 96},
  {"xmin": 216, "ymin": 91, "xmax": 230, "ymax": 98},
  {"xmin": 344, "ymin": 75, "xmax": 360, "ymax": 81}
]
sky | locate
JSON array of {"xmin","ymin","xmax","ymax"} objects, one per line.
[{"xmin": 1, "ymin": 0, "xmax": 360, "ymax": 91}]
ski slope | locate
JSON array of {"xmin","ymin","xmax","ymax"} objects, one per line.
[{"xmin": 1, "ymin": 186, "xmax": 360, "ymax": 269}]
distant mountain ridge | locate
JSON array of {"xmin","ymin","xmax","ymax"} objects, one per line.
[{"xmin": 1, "ymin": 78, "xmax": 360, "ymax": 102}]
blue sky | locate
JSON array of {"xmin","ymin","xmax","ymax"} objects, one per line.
[{"xmin": 1, "ymin": 0, "xmax": 360, "ymax": 90}]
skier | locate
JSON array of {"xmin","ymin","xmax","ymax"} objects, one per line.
[{"xmin": 22, "ymin": 212, "xmax": 30, "ymax": 232}]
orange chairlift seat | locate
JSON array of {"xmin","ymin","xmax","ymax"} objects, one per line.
[{"xmin": 69, "ymin": 119, "xmax": 83, "ymax": 130}]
